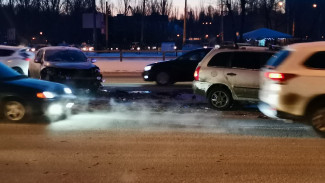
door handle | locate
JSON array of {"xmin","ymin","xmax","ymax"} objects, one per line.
[{"xmin": 227, "ymin": 73, "xmax": 237, "ymax": 76}]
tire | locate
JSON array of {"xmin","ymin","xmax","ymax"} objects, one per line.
[
  {"xmin": 208, "ymin": 87, "xmax": 233, "ymax": 110},
  {"xmin": 2, "ymin": 100, "xmax": 27, "ymax": 122},
  {"xmin": 156, "ymin": 72, "xmax": 172, "ymax": 85},
  {"xmin": 311, "ymin": 108, "xmax": 325, "ymax": 133}
]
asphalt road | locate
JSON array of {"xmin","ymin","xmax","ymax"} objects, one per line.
[{"xmin": 0, "ymin": 76, "xmax": 324, "ymax": 183}]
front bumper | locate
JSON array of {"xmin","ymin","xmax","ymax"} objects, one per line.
[
  {"xmin": 30, "ymin": 95, "xmax": 76, "ymax": 117},
  {"xmin": 142, "ymin": 71, "xmax": 155, "ymax": 81}
]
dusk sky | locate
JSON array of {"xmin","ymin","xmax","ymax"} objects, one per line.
[{"xmin": 110, "ymin": 0, "xmax": 216, "ymax": 13}]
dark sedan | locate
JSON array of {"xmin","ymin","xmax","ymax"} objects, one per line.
[
  {"xmin": 142, "ymin": 48, "xmax": 212, "ymax": 85},
  {"xmin": 29, "ymin": 46, "xmax": 103, "ymax": 91},
  {"xmin": 0, "ymin": 63, "xmax": 75, "ymax": 122}
]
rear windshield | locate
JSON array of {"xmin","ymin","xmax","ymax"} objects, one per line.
[
  {"xmin": 265, "ymin": 50, "xmax": 291, "ymax": 68},
  {"xmin": 44, "ymin": 49, "xmax": 87, "ymax": 62},
  {"xmin": 19, "ymin": 49, "xmax": 30, "ymax": 58}
]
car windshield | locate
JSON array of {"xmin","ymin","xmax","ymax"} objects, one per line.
[
  {"xmin": 0, "ymin": 63, "xmax": 25, "ymax": 80},
  {"xmin": 44, "ymin": 50, "xmax": 87, "ymax": 62}
]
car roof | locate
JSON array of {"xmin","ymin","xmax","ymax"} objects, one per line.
[
  {"xmin": 212, "ymin": 47, "xmax": 274, "ymax": 53},
  {"xmin": 0, "ymin": 45, "xmax": 26, "ymax": 51},
  {"xmin": 285, "ymin": 41, "xmax": 325, "ymax": 52},
  {"xmin": 40, "ymin": 46, "xmax": 80, "ymax": 51}
]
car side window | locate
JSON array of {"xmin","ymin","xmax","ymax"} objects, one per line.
[
  {"xmin": 230, "ymin": 52, "xmax": 261, "ymax": 70},
  {"xmin": 0, "ymin": 49, "xmax": 15, "ymax": 57},
  {"xmin": 304, "ymin": 51, "xmax": 325, "ymax": 69},
  {"xmin": 207, "ymin": 52, "xmax": 231, "ymax": 67}
]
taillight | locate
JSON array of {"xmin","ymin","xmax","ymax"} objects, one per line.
[
  {"xmin": 194, "ymin": 66, "xmax": 201, "ymax": 81},
  {"xmin": 265, "ymin": 72, "xmax": 296, "ymax": 83},
  {"xmin": 25, "ymin": 58, "xmax": 30, "ymax": 61}
]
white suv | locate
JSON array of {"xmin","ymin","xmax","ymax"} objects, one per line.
[
  {"xmin": 0, "ymin": 45, "xmax": 33, "ymax": 75},
  {"xmin": 259, "ymin": 41, "xmax": 325, "ymax": 133},
  {"xmin": 193, "ymin": 47, "xmax": 275, "ymax": 110}
]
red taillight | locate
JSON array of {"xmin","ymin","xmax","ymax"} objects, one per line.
[
  {"xmin": 265, "ymin": 72, "xmax": 296, "ymax": 83},
  {"xmin": 194, "ymin": 66, "xmax": 201, "ymax": 81},
  {"xmin": 24, "ymin": 58, "xmax": 31, "ymax": 61}
]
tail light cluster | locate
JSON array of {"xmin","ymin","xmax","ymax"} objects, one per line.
[
  {"xmin": 194, "ymin": 66, "xmax": 201, "ymax": 81},
  {"xmin": 264, "ymin": 72, "xmax": 296, "ymax": 83}
]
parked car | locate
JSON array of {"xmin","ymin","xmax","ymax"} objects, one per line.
[
  {"xmin": 258, "ymin": 41, "xmax": 325, "ymax": 133},
  {"xmin": 29, "ymin": 46, "xmax": 103, "ymax": 91},
  {"xmin": 142, "ymin": 48, "xmax": 212, "ymax": 85},
  {"xmin": 0, "ymin": 63, "xmax": 75, "ymax": 122},
  {"xmin": 0, "ymin": 45, "xmax": 34, "ymax": 75},
  {"xmin": 193, "ymin": 46, "xmax": 275, "ymax": 110}
]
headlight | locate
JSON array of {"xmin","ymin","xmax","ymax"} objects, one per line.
[
  {"xmin": 64, "ymin": 88, "xmax": 72, "ymax": 94},
  {"xmin": 37, "ymin": 91, "xmax": 56, "ymax": 99},
  {"xmin": 144, "ymin": 66, "xmax": 152, "ymax": 71}
]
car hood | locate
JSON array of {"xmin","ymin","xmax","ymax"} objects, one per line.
[
  {"xmin": 44, "ymin": 61, "xmax": 96, "ymax": 69},
  {"xmin": 5, "ymin": 77, "xmax": 66, "ymax": 93}
]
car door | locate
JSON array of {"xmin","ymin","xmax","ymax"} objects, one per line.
[
  {"xmin": 0, "ymin": 49, "xmax": 15, "ymax": 67},
  {"xmin": 225, "ymin": 52, "xmax": 262, "ymax": 99},
  {"xmin": 173, "ymin": 49, "xmax": 211, "ymax": 81},
  {"xmin": 29, "ymin": 49, "xmax": 43, "ymax": 78}
]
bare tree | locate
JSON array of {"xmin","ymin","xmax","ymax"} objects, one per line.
[{"xmin": 239, "ymin": 0, "xmax": 247, "ymax": 42}]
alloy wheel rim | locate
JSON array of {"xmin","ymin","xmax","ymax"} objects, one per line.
[
  {"xmin": 4, "ymin": 101, "xmax": 25, "ymax": 121},
  {"xmin": 211, "ymin": 91, "xmax": 228, "ymax": 108}
]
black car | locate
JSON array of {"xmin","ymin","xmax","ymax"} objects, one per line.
[
  {"xmin": 0, "ymin": 63, "xmax": 75, "ymax": 122},
  {"xmin": 29, "ymin": 46, "xmax": 103, "ymax": 91},
  {"xmin": 142, "ymin": 48, "xmax": 212, "ymax": 85}
]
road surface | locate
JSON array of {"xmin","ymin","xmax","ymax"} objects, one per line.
[{"xmin": 0, "ymin": 75, "xmax": 324, "ymax": 183}]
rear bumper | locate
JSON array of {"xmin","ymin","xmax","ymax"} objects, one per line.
[
  {"xmin": 258, "ymin": 102, "xmax": 302, "ymax": 120},
  {"xmin": 192, "ymin": 81, "xmax": 211, "ymax": 97}
]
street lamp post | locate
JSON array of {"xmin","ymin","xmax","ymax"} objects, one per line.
[
  {"xmin": 220, "ymin": 0, "xmax": 224, "ymax": 44},
  {"xmin": 183, "ymin": 0, "xmax": 187, "ymax": 46},
  {"xmin": 105, "ymin": 1, "xmax": 109, "ymax": 49}
]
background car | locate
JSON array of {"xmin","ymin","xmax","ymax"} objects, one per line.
[
  {"xmin": 0, "ymin": 45, "xmax": 34, "ymax": 75},
  {"xmin": 142, "ymin": 48, "xmax": 212, "ymax": 85},
  {"xmin": 259, "ymin": 41, "xmax": 325, "ymax": 133},
  {"xmin": 0, "ymin": 63, "xmax": 75, "ymax": 122},
  {"xmin": 29, "ymin": 46, "xmax": 103, "ymax": 91},
  {"xmin": 193, "ymin": 46, "xmax": 275, "ymax": 110}
]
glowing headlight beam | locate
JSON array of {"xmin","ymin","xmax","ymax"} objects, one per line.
[
  {"xmin": 144, "ymin": 66, "xmax": 152, "ymax": 71},
  {"xmin": 64, "ymin": 88, "xmax": 72, "ymax": 94},
  {"xmin": 37, "ymin": 91, "xmax": 56, "ymax": 99}
]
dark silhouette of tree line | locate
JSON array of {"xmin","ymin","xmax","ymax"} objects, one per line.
[{"xmin": 0, "ymin": 0, "xmax": 324, "ymax": 49}]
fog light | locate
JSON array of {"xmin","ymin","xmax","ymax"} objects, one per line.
[
  {"xmin": 66, "ymin": 103, "xmax": 74, "ymax": 108},
  {"xmin": 48, "ymin": 104, "xmax": 63, "ymax": 116}
]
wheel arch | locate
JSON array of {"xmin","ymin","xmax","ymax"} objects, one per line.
[{"xmin": 304, "ymin": 94, "xmax": 325, "ymax": 117}]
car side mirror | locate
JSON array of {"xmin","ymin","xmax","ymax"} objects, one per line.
[
  {"xmin": 34, "ymin": 59, "xmax": 42, "ymax": 63},
  {"xmin": 90, "ymin": 58, "xmax": 96, "ymax": 63}
]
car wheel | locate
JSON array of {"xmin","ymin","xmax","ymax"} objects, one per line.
[
  {"xmin": 3, "ymin": 100, "xmax": 27, "ymax": 122},
  {"xmin": 156, "ymin": 72, "xmax": 172, "ymax": 85},
  {"xmin": 208, "ymin": 87, "xmax": 233, "ymax": 110},
  {"xmin": 311, "ymin": 108, "xmax": 325, "ymax": 133}
]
